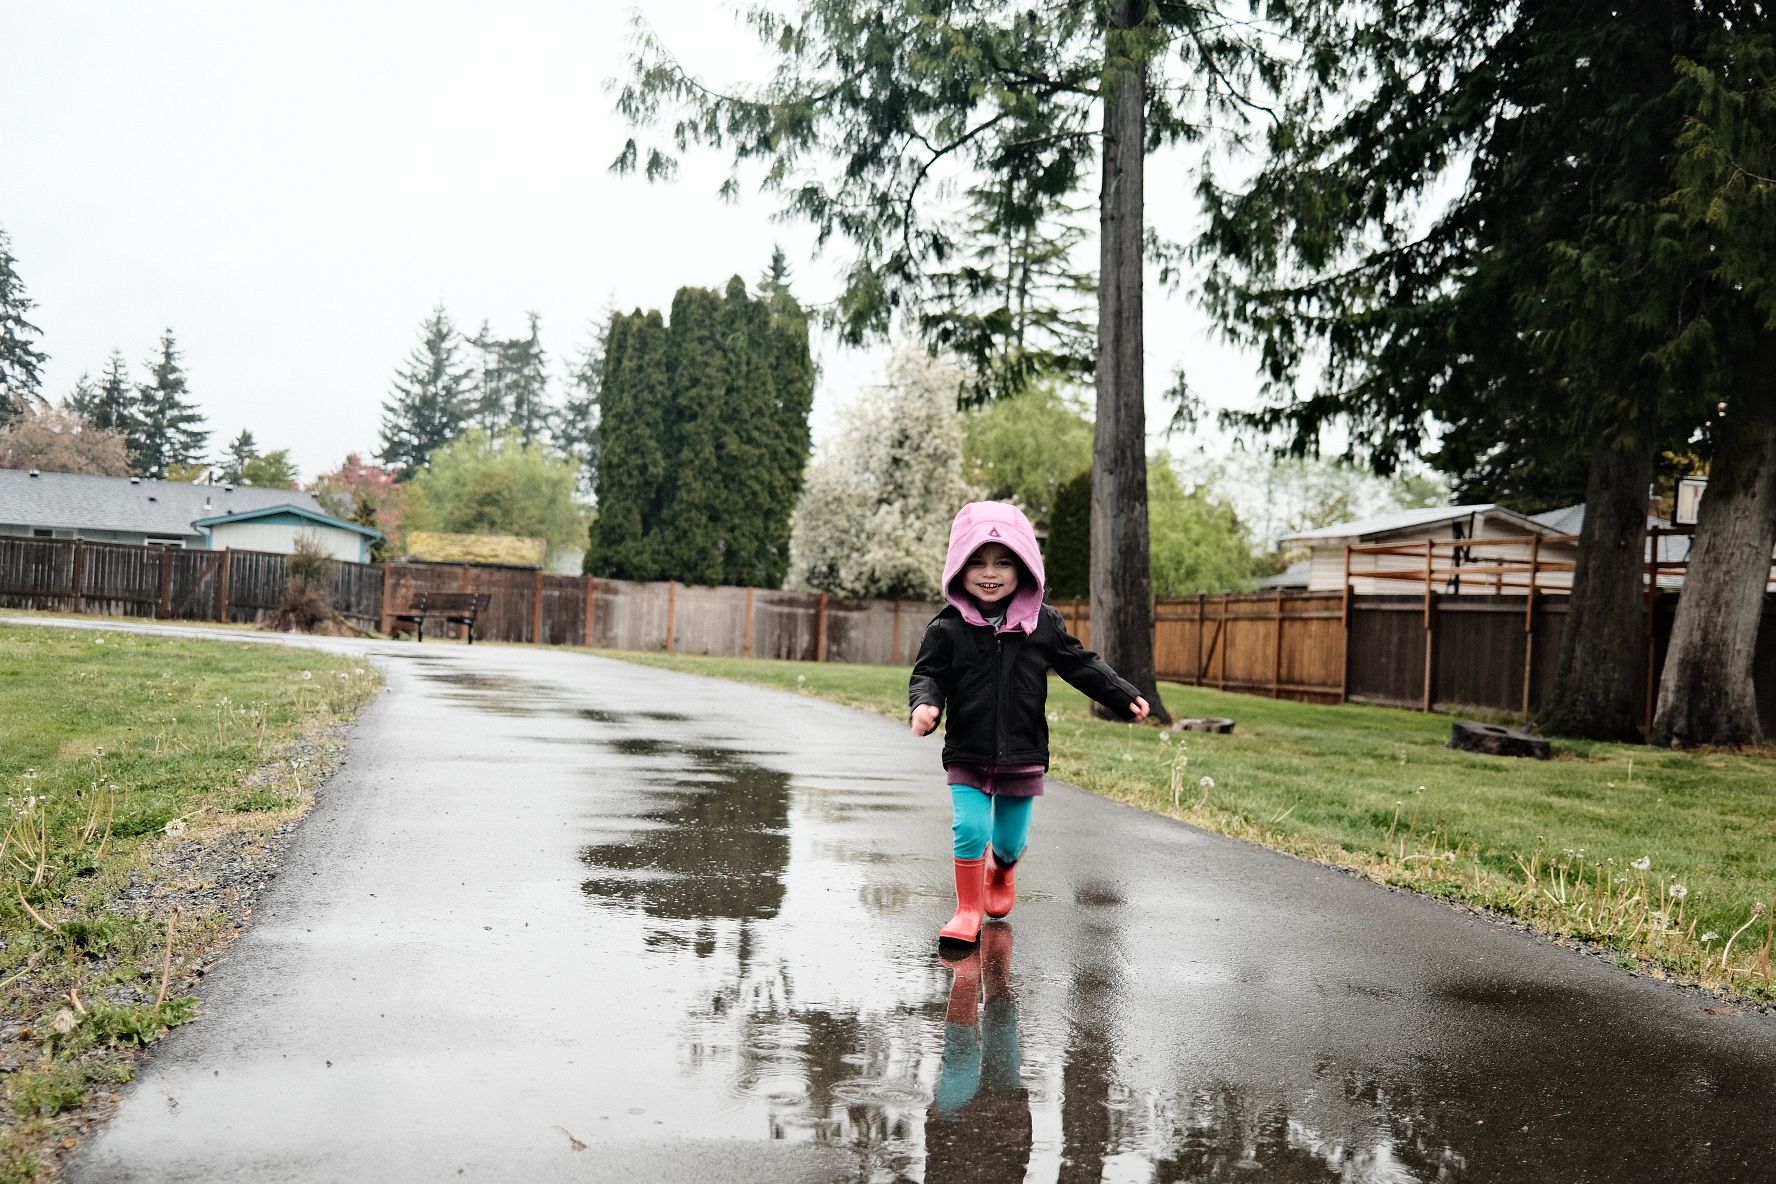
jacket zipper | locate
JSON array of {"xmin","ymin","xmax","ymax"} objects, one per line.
[{"xmin": 994, "ymin": 633, "xmax": 1006, "ymax": 762}]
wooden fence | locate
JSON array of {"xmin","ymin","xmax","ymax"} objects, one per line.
[
  {"xmin": 0, "ymin": 537, "xmax": 380, "ymax": 630},
  {"xmin": 3, "ymin": 534, "xmax": 1770, "ymax": 737}
]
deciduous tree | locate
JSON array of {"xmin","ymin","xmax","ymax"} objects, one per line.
[
  {"xmin": 0, "ymin": 405, "xmax": 131, "ymax": 476},
  {"xmin": 408, "ymin": 430, "xmax": 587, "ymax": 566},
  {"xmin": 787, "ymin": 346, "xmax": 975, "ymax": 601},
  {"xmin": 963, "ymin": 384, "xmax": 1094, "ymax": 532}
]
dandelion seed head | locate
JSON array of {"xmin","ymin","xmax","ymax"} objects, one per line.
[
  {"xmin": 1631, "ymin": 856, "xmax": 1651, "ymax": 872},
  {"xmin": 51, "ymin": 1009, "xmax": 79, "ymax": 1034},
  {"xmin": 1199, "ymin": 776, "xmax": 1215, "ymax": 790},
  {"xmin": 1702, "ymin": 931, "xmax": 1720, "ymax": 943},
  {"xmin": 163, "ymin": 817, "xmax": 187, "ymax": 838},
  {"xmin": 1669, "ymin": 884, "xmax": 1689, "ymax": 901},
  {"xmin": 301, "ymin": 670, "xmax": 313, "ymax": 681}
]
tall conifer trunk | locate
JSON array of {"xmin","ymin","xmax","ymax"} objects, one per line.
[
  {"xmin": 1653, "ymin": 395, "xmax": 1776, "ymax": 747},
  {"xmin": 1541, "ymin": 431, "xmax": 1655, "ymax": 741},
  {"xmin": 1091, "ymin": 4, "xmax": 1167, "ymax": 723}
]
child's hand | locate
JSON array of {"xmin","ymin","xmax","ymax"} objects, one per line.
[
  {"xmin": 910, "ymin": 704, "xmax": 940, "ymax": 736},
  {"xmin": 1129, "ymin": 697, "xmax": 1150, "ymax": 722}
]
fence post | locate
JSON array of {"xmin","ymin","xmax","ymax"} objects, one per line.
[
  {"xmin": 1521, "ymin": 535, "xmax": 1540, "ymax": 714},
  {"xmin": 379, "ymin": 561, "xmax": 394, "ymax": 637},
  {"xmin": 531, "ymin": 570, "xmax": 545, "ymax": 645},
  {"xmin": 1642, "ymin": 529, "xmax": 1663, "ymax": 739},
  {"xmin": 744, "ymin": 587, "xmax": 756, "ymax": 658},
  {"xmin": 457, "ymin": 564, "xmax": 473, "ymax": 642},
  {"xmin": 1339, "ymin": 546, "xmax": 1352, "ymax": 703},
  {"xmin": 890, "ymin": 598, "xmax": 901, "ymax": 666},
  {"xmin": 155, "ymin": 547, "xmax": 173, "ymax": 619},
  {"xmin": 216, "ymin": 549, "xmax": 232, "ymax": 623},
  {"xmin": 1218, "ymin": 593, "xmax": 1229, "ymax": 691},
  {"xmin": 816, "ymin": 593, "xmax": 829, "ymax": 663},
  {"xmin": 71, "ymin": 539, "xmax": 86, "ymax": 614},
  {"xmin": 1421, "ymin": 540, "xmax": 1436, "ymax": 711},
  {"xmin": 666, "ymin": 582, "xmax": 678, "ymax": 653},
  {"xmin": 582, "ymin": 578, "xmax": 596, "ymax": 648},
  {"xmin": 1195, "ymin": 593, "xmax": 1205, "ymax": 686},
  {"xmin": 1272, "ymin": 589, "xmax": 1284, "ymax": 698}
]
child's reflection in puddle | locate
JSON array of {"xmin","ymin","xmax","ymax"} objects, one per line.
[{"xmin": 924, "ymin": 924, "xmax": 1032, "ymax": 1181}]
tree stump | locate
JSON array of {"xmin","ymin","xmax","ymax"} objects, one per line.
[
  {"xmin": 1174, "ymin": 717, "xmax": 1235, "ymax": 734},
  {"xmin": 1449, "ymin": 719, "xmax": 1551, "ymax": 759}
]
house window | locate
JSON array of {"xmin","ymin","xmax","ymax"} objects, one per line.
[
  {"xmin": 142, "ymin": 537, "xmax": 186, "ymax": 549},
  {"xmin": 32, "ymin": 529, "xmax": 53, "ymax": 538}
]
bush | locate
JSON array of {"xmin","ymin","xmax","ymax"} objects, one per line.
[{"xmin": 266, "ymin": 534, "xmax": 355, "ymax": 635}]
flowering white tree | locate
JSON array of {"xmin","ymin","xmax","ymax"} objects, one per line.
[{"xmin": 788, "ymin": 346, "xmax": 976, "ymax": 600}]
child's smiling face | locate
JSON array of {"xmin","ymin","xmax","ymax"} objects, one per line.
[{"xmin": 962, "ymin": 542, "xmax": 1020, "ymax": 610}]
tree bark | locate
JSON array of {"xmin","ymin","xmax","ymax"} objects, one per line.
[
  {"xmin": 1540, "ymin": 430, "xmax": 1656, "ymax": 741},
  {"xmin": 1090, "ymin": 5, "xmax": 1168, "ymax": 723},
  {"xmin": 1652, "ymin": 397, "xmax": 1776, "ymax": 748}
]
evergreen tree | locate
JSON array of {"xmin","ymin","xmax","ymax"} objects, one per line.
[
  {"xmin": 1046, "ymin": 468, "xmax": 1093, "ymax": 600},
  {"xmin": 132, "ymin": 330, "xmax": 208, "ymax": 479},
  {"xmin": 656, "ymin": 285, "xmax": 731, "ymax": 585},
  {"xmin": 379, "ymin": 306, "xmax": 473, "ymax": 477},
  {"xmin": 0, "ymin": 226, "xmax": 48, "ymax": 426},
  {"xmin": 588, "ymin": 274, "xmax": 814, "ymax": 588},
  {"xmin": 587, "ymin": 310, "xmax": 671, "ymax": 580},
  {"xmin": 467, "ymin": 320, "xmax": 510, "ymax": 436},
  {"xmin": 759, "ymin": 270, "xmax": 814, "ymax": 589},
  {"xmin": 220, "ymin": 429, "xmax": 259, "ymax": 484},
  {"xmin": 82, "ymin": 351, "xmax": 138, "ymax": 437},
  {"xmin": 558, "ymin": 320, "xmax": 606, "ymax": 498},
  {"xmin": 1198, "ymin": 1, "xmax": 1751, "ymax": 741},
  {"xmin": 503, "ymin": 312, "xmax": 552, "ymax": 447},
  {"xmin": 64, "ymin": 374, "xmax": 97, "ymax": 419}
]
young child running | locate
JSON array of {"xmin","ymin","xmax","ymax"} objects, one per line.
[{"xmin": 909, "ymin": 501, "xmax": 1150, "ymax": 949}]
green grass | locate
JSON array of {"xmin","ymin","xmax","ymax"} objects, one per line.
[
  {"xmin": 607, "ymin": 649, "xmax": 1776, "ymax": 1001},
  {"xmin": 0, "ymin": 623, "xmax": 380, "ymax": 1181}
]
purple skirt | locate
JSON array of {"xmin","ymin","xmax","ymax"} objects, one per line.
[{"xmin": 946, "ymin": 762, "xmax": 1046, "ymax": 797}]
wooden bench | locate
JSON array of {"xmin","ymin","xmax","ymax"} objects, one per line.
[{"xmin": 391, "ymin": 591, "xmax": 492, "ymax": 643}]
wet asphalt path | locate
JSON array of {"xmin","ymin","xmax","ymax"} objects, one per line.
[{"xmin": 26, "ymin": 621, "xmax": 1776, "ymax": 1183}]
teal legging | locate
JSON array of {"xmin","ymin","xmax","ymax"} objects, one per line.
[{"xmin": 949, "ymin": 785, "xmax": 1034, "ymax": 862}]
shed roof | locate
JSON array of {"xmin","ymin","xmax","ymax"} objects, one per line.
[
  {"xmin": 1282, "ymin": 503, "xmax": 1554, "ymax": 545},
  {"xmin": 192, "ymin": 503, "xmax": 382, "ymax": 539},
  {"xmin": 0, "ymin": 468, "xmax": 323, "ymax": 537}
]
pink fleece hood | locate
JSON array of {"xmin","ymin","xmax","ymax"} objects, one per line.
[{"xmin": 942, "ymin": 501, "xmax": 1047, "ymax": 634}]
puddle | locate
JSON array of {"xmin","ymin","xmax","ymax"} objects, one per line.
[
  {"xmin": 581, "ymin": 746, "xmax": 791, "ymax": 925},
  {"xmin": 557, "ymin": 699, "xmax": 1776, "ymax": 1180}
]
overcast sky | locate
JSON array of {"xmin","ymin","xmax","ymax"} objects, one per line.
[{"xmin": 1, "ymin": 2, "xmax": 1264, "ymax": 485}]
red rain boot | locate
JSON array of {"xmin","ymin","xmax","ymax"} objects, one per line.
[
  {"xmin": 980, "ymin": 922, "xmax": 1013, "ymax": 1002},
  {"xmin": 938, "ymin": 856, "xmax": 987, "ymax": 949},
  {"xmin": 942, "ymin": 948, "xmax": 981, "ymax": 1024},
  {"xmin": 984, "ymin": 849, "xmax": 1018, "ymax": 919}
]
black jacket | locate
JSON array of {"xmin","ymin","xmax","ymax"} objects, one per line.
[{"xmin": 908, "ymin": 603, "xmax": 1142, "ymax": 769}]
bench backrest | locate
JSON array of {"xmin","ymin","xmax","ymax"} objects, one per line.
[{"xmin": 407, "ymin": 591, "xmax": 491, "ymax": 614}]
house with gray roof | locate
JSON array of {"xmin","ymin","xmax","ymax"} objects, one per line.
[{"xmin": 0, "ymin": 468, "xmax": 380, "ymax": 562}]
